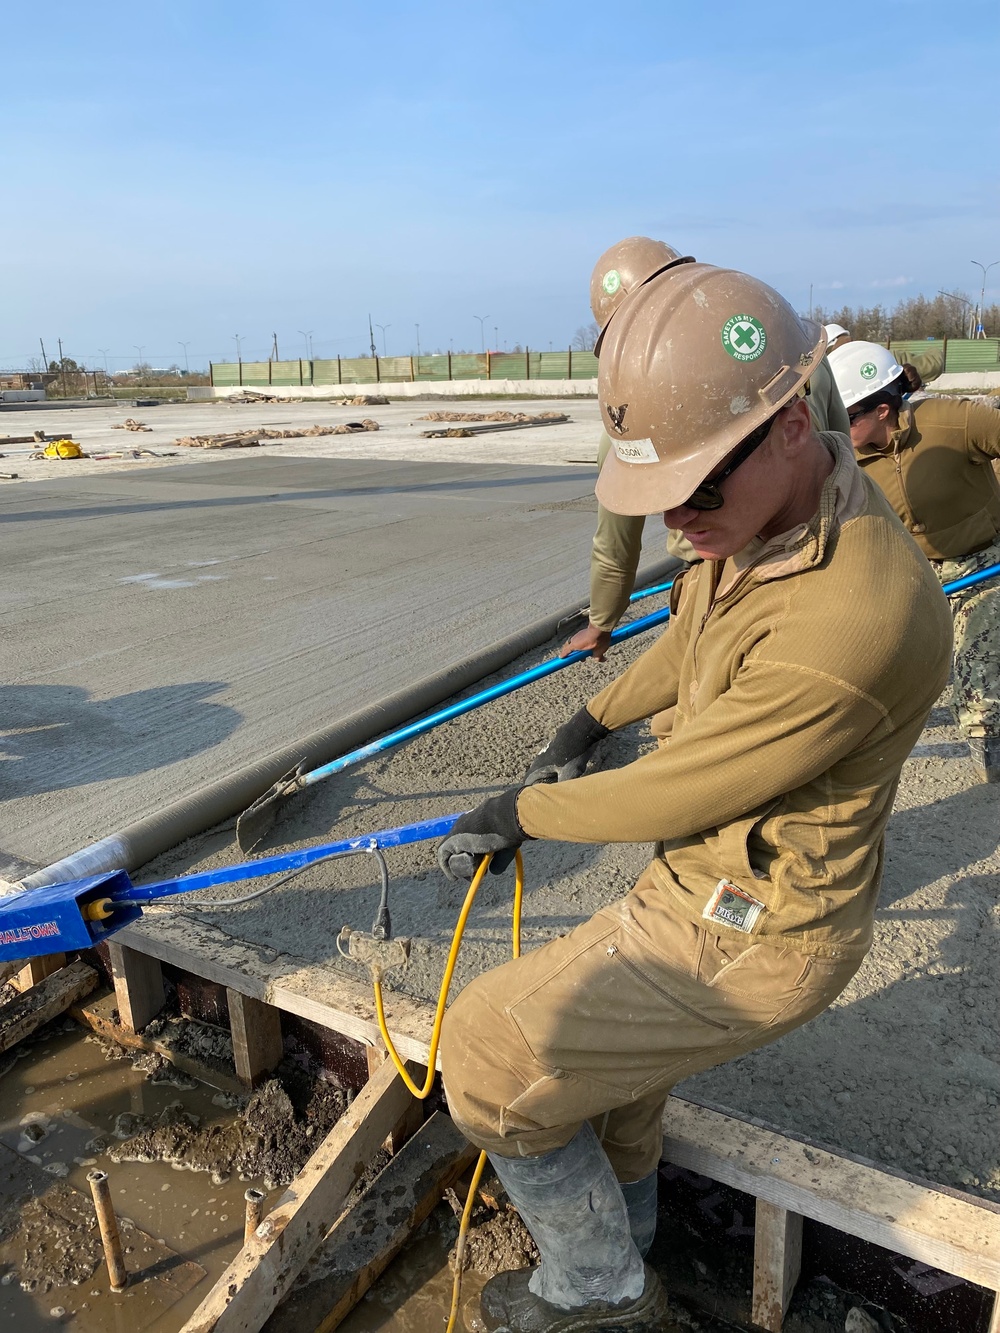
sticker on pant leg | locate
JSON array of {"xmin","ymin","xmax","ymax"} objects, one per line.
[{"xmin": 702, "ymin": 880, "xmax": 765, "ymax": 934}]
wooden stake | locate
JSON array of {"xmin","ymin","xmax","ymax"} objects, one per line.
[
  {"xmin": 15, "ymin": 952, "xmax": 66, "ymax": 991},
  {"xmin": 0, "ymin": 961, "xmax": 97, "ymax": 1055},
  {"xmin": 227, "ymin": 989, "xmax": 283, "ymax": 1089},
  {"xmin": 180, "ymin": 1054, "xmax": 415, "ymax": 1333},
  {"xmin": 108, "ymin": 942, "xmax": 164, "ymax": 1033},
  {"xmin": 752, "ymin": 1200, "xmax": 802, "ymax": 1331}
]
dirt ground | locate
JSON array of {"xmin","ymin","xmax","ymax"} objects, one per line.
[{"xmin": 139, "ymin": 596, "xmax": 1000, "ymax": 1210}]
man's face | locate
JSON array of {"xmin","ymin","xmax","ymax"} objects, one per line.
[{"xmin": 662, "ymin": 403, "xmax": 806, "ymax": 561}]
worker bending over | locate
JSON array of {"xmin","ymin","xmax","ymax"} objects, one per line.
[
  {"xmin": 437, "ymin": 263, "xmax": 952, "ymax": 1333},
  {"xmin": 565, "ymin": 239, "xmax": 851, "ymax": 664},
  {"xmin": 830, "ymin": 341, "xmax": 1000, "ymax": 782}
]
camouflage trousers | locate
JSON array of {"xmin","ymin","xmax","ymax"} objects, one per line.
[{"xmin": 931, "ymin": 535, "xmax": 1000, "ymax": 739}]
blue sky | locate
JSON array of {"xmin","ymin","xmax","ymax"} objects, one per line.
[{"xmin": 3, "ymin": 0, "xmax": 998, "ymax": 369}]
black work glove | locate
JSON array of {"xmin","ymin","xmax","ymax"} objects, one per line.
[
  {"xmin": 523, "ymin": 706, "xmax": 610, "ymax": 786},
  {"xmin": 437, "ymin": 788, "xmax": 531, "ymax": 881}
]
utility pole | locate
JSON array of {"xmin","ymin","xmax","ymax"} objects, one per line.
[
  {"xmin": 369, "ymin": 314, "xmax": 377, "ymax": 360},
  {"xmin": 58, "ymin": 338, "xmax": 68, "ymax": 397},
  {"xmin": 270, "ymin": 332, "xmax": 279, "ymax": 361},
  {"xmin": 98, "ymin": 349, "xmax": 111, "ymax": 389},
  {"xmin": 415, "ymin": 323, "xmax": 421, "ymax": 357},
  {"xmin": 809, "ymin": 284, "xmax": 813, "ymax": 320},
  {"xmin": 39, "ymin": 337, "xmax": 49, "ymax": 371},
  {"xmin": 233, "ymin": 334, "xmax": 242, "ymax": 363},
  {"xmin": 178, "ymin": 342, "xmax": 190, "ymax": 374},
  {"xmin": 473, "ymin": 314, "xmax": 490, "ymax": 353},
  {"xmin": 971, "ymin": 260, "xmax": 999, "ymax": 338}
]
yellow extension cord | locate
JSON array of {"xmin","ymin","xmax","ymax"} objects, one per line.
[{"xmin": 371, "ymin": 848, "xmax": 524, "ymax": 1333}]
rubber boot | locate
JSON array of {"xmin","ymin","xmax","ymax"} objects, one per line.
[
  {"xmin": 481, "ymin": 1122, "xmax": 670, "ymax": 1332},
  {"xmin": 968, "ymin": 736, "xmax": 1000, "ymax": 783},
  {"xmin": 620, "ymin": 1172, "xmax": 658, "ymax": 1258}
]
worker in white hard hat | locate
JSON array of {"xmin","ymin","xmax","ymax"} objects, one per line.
[
  {"xmin": 436, "ymin": 264, "xmax": 951, "ymax": 1333},
  {"xmin": 824, "ymin": 322, "xmax": 851, "ymax": 352},
  {"xmin": 829, "ymin": 340, "xmax": 1000, "ymax": 781},
  {"xmin": 564, "ymin": 247, "xmax": 851, "ymax": 677}
]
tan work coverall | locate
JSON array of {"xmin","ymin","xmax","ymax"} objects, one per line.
[
  {"xmin": 589, "ymin": 356, "xmax": 851, "ymax": 631},
  {"xmin": 441, "ymin": 436, "xmax": 952, "ymax": 1179},
  {"xmin": 855, "ymin": 397, "xmax": 1000, "ymax": 738}
]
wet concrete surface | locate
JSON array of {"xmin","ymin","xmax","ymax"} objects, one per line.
[{"xmin": 0, "ymin": 399, "xmax": 667, "ymax": 876}]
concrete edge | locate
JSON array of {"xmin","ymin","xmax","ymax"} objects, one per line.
[{"xmin": 19, "ymin": 556, "xmax": 681, "ymax": 891}]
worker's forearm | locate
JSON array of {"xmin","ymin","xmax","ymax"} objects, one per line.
[{"xmin": 589, "ymin": 506, "xmax": 645, "ymax": 631}]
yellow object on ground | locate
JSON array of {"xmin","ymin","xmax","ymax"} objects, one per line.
[{"xmin": 42, "ymin": 439, "xmax": 85, "ymax": 459}]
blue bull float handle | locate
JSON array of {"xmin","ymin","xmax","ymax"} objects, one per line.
[
  {"xmin": 293, "ymin": 602, "xmax": 674, "ymax": 792},
  {"xmin": 132, "ymin": 813, "xmax": 464, "ymax": 901},
  {"xmin": 942, "ymin": 561, "xmax": 1000, "ymax": 596}
]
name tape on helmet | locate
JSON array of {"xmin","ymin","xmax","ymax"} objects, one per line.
[{"xmin": 612, "ymin": 437, "xmax": 659, "ymax": 465}]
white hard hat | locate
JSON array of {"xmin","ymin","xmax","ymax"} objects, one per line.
[
  {"xmin": 828, "ymin": 341, "xmax": 905, "ymax": 409},
  {"xmin": 823, "ymin": 323, "xmax": 850, "ymax": 344}
]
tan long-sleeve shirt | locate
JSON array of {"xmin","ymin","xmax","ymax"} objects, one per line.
[
  {"xmin": 519, "ymin": 434, "xmax": 952, "ymax": 959},
  {"xmin": 854, "ymin": 398, "xmax": 1000, "ymax": 560}
]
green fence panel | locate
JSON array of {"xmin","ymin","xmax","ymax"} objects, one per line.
[
  {"xmin": 489, "ymin": 353, "xmax": 530, "ymax": 380},
  {"xmin": 415, "ymin": 355, "xmax": 451, "ymax": 381},
  {"xmin": 268, "ymin": 359, "xmax": 307, "ymax": 386},
  {"xmin": 945, "ymin": 339, "xmax": 1000, "ymax": 372},
  {"xmin": 889, "ymin": 339, "xmax": 946, "ymax": 361},
  {"xmin": 570, "ymin": 351, "xmax": 599, "ymax": 379},
  {"xmin": 212, "ymin": 364, "xmax": 240, "ymax": 386},
  {"xmin": 537, "ymin": 351, "xmax": 573, "ymax": 379},
  {"xmin": 238, "ymin": 362, "xmax": 270, "ymax": 386},
  {"xmin": 450, "ymin": 354, "xmax": 489, "ymax": 380},
  {"xmin": 374, "ymin": 356, "xmax": 413, "ymax": 383},
  {"xmin": 311, "ymin": 359, "xmax": 341, "ymax": 385},
  {"xmin": 337, "ymin": 358, "xmax": 378, "ymax": 384}
]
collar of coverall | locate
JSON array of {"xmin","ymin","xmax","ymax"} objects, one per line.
[
  {"xmin": 722, "ymin": 432, "xmax": 867, "ymax": 587},
  {"xmin": 856, "ymin": 404, "xmax": 914, "ymax": 458}
]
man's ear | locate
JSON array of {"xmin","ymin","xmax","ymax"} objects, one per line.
[{"xmin": 779, "ymin": 397, "xmax": 813, "ymax": 452}]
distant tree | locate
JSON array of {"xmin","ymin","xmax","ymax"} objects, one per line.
[
  {"xmin": 572, "ymin": 321, "xmax": 600, "ymax": 352},
  {"xmin": 810, "ymin": 290, "xmax": 991, "ymax": 342}
]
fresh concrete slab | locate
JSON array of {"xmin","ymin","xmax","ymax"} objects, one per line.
[{"xmin": 0, "ymin": 424, "xmax": 665, "ymax": 875}]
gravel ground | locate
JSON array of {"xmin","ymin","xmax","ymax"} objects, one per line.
[{"xmin": 141, "ymin": 601, "xmax": 1000, "ymax": 1204}]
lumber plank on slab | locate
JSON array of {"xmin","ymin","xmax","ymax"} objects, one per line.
[
  {"xmin": 227, "ymin": 988, "xmax": 283, "ymax": 1089},
  {"xmin": 262, "ymin": 1111, "xmax": 477, "ymax": 1333},
  {"xmin": 180, "ymin": 1054, "xmax": 416, "ymax": 1333},
  {"xmin": 752, "ymin": 1200, "xmax": 802, "ymax": 1332},
  {"xmin": 0, "ymin": 960, "xmax": 98, "ymax": 1054},
  {"xmin": 15, "ymin": 952, "xmax": 66, "ymax": 990},
  {"xmin": 108, "ymin": 941, "xmax": 165, "ymax": 1032},
  {"xmin": 662, "ymin": 1097, "xmax": 1000, "ymax": 1294}
]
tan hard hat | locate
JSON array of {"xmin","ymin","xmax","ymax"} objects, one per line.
[
  {"xmin": 596, "ymin": 262, "xmax": 826, "ymax": 515},
  {"xmin": 590, "ymin": 237, "xmax": 694, "ymax": 351}
]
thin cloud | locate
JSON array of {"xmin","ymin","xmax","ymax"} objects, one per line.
[{"xmin": 870, "ymin": 276, "xmax": 914, "ymax": 289}]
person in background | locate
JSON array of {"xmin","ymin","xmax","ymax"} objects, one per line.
[{"xmin": 830, "ymin": 340, "xmax": 1000, "ymax": 782}]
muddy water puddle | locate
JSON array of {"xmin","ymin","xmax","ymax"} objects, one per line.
[{"xmin": 0, "ymin": 1022, "xmax": 271, "ymax": 1332}]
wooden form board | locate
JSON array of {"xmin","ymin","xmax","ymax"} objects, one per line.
[
  {"xmin": 113, "ymin": 915, "xmax": 1000, "ymax": 1332},
  {"xmin": 180, "ymin": 1054, "xmax": 415, "ymax": 1333},
  {"xmin": 0, "ymin": 960, "xmax": 98, "ymax": 1054},
  {"xmin": 262, "ymin": 1111, "xmax": 477, "ymax": 1333},
  {"xmin": 663, "ymin": 1096, "xmax": 1000, "ymax": 1331}
]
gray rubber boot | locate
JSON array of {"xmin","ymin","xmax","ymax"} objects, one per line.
[
  {"xmin": 620, "ymin": 1172, "xmax": 658, "ymax": 1258},
  {"xmin": 486, "ymin": 1122, "xmax": 648, "ymax": 1311}
]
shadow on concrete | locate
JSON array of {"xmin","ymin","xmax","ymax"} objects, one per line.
[{"xmin": 0, "ymin": 682, "xmax": 241, "ymax": 798}]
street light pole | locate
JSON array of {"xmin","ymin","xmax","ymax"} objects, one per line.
[
  {"xmin": 376, "ymin": 324, "xmax": 391, "ymax": 356},
  {"xmin": 415, "ymin": 324, "xmax": 421, "ymax": 357},
  {"xmin": 473, "ymin": 314, "xmax": 490, "ymax": 353},
  {"xmin": 178, "ymin": 341, "xmax": 190, "ymax": 374},
  {"xmin": 971, "ymin": 260, "xmax": 999, "ymax": 338},
  {"xmin": 233, "ymin": 335, "xmax": 242, "ymax": 363},
  {"xmin": 298, "ymin": 330, "xmax": 313, "ymax": 360}
]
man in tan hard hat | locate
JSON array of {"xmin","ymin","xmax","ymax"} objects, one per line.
[
  {"xmin": 436, "ymin": 263, "xmax": 952, "ymax": 1333},
  {"xmin": 564, "ymin": 242, "xmax": 851, "ymax": 668},
  {"xmin": 830, "ymin": 340, "xmax": 1000, "ymax": 781}
]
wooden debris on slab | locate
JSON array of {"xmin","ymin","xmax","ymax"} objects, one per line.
[{"xmin": 112, "ymin": 418, "xmax": 153, "ymax": 431}]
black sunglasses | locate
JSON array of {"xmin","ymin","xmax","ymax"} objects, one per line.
[
  {"xmin": 685, "ymin": 412, "xmax": 778, "ymax": 511},
  {"xmin": 848, "ymin": 403, "xmax": 877, "ymax": 425}
]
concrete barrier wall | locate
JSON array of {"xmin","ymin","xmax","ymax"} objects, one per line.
[{"xmin": 188, "ymin": 379, "xmax": 598, "ymax": 401}]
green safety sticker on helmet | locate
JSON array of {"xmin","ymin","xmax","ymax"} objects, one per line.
[
  {"xmin": 721, "ymin": 315, "xmax": 767, "ymax": 362},
  {"xmin": 860, "ymin": 361, "xmax": 878, "ymax": 380},
  {"xmin": 602, "ymin": 269, "xmax": 622, "ymax": 295}
]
